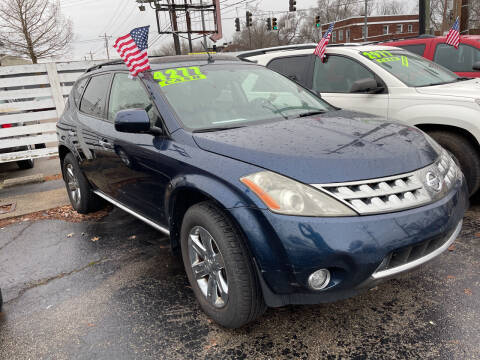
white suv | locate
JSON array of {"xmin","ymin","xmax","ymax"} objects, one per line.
[{"xmin": 240, "ymin": 44, "xmax": 480, "ymax": 195}]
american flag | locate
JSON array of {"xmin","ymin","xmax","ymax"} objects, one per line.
[
  {"xmin": 114, "ymin": 26, "xmax": 151, "ymax": 77},
  {"xmin": 314, "ymin": 22, "xmax": 335, "ymax": 62},
  {"xmin": 445, "ymin": 17, "xmax": 460, "ymax": 49}
]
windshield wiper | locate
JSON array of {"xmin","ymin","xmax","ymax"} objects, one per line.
[
  {"xmin": 193, "ymin": 125, "xmax": 246, "ymax": 133},
  {"xmin": 296, "ymin": 110, "xmax": 328, "ymax": 118}
]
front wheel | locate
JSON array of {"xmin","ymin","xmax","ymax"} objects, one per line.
[
  {"xmin": 428, "ymin": 131, "xmax": 480, "ymax": 196},
  {"xmin": 180, "ymin": 201, "xmax": 266, "ymax": 328}
]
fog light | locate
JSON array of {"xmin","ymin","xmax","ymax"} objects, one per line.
[{"xmin": 308, "ymin": 269, "xmax": 331, "ymax": 290}]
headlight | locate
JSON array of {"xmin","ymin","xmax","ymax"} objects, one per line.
[{"xmin": 240, "ymin": 171, "xmax": 357, "ymax": 216}]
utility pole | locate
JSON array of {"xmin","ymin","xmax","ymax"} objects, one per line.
[
  {"xmin": 441, "ymin": 0, "xmax": 448, "ymax": 34},
  {"xmin": 88, "ymin": 51, "xmax": 94, "ymax": 60},
  {"xmin": 185, "ymin": 0, "xmax": 193, "ymax": 52},
  {"xmin": 460, "ymin": 0, "xmax": 469, "ymax": 34},
  {"xmin": 100, "ymin": 33, "xmax": 111, "ymax": 60},
  {"xmin": 419, "ymin": 0, "xmax": 426, "ymax": 35},
  {"xmin": 200, "ymin": 0, "xmax": 207, "ymax": 48},
  {"xmin": 363, "ymin": 0, "xmax": 368, "ymax": 41},
  {"xmin": 168, "ymin": 0, "xmax": 181, "ymax": 55}
]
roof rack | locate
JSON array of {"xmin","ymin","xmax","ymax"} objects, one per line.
[
  {"xmin": 237, "ymin": 44, "xmax": 317, "ymax": 58},
  {"xmin": 85, "ymin": 60, "xmax": 125, "ymax": 73}
]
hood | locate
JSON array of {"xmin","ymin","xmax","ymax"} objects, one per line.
[
  {"xmin": 193, "ymin": 110, "xmax": 438, "ymax": 184},
  {"xmin": 416, "ymin": 78, "xmax": 480, "ymax": 100}
]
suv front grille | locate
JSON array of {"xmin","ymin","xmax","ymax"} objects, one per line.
[{"xmin": 312, "ymin": 151, "xmax": 460, "ymax": 215}]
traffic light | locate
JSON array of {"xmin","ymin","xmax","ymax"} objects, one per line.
[
  {"xmin": 315, "ymin": 15, "xmax": 321, "ymax": 28},
  {"xmin": 289, "ymin": 0, "xmax": 296, "ymax": 12},
  {"xmin": 246, "ymin": 11, "xmax": 253, "ymax": 27},
  {"xmin": 266, "ymin": 18, "xmax": 272, "ymax": 31},
  {"xmin": 272, "ymin": 17, "xmax": 278, "ymax": 30},
  {"xmin": 235, "ymin": 17, "xmax": 241, "ymax": 32}
]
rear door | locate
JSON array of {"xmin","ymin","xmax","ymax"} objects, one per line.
[
  {"xmin": 309, "ymin": 54, "xmax": 389, "ymax": 118},
  {"xmin": 76, "ymin": 72, "xmax": 113, "ymax": 191}
]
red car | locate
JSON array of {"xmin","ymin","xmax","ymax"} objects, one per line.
[{"xmin": 384, "ymin": 35, "xmax": 480, "ymax": 78}]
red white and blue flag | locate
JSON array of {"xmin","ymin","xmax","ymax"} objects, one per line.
[
  {"xmin": 114, "ymin": 26, "xmax": 151, "ymax": 77},
  {"xmin": 314, "ymin": 22, "xmax": 335, "ymax": 62},
  {"xmin": 445, "ymin": 17, "xmax": 460, "ymax": 49}
]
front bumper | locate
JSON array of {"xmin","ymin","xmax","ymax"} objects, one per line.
[{"xmin": 229, "ymin": 177, "xmax": 469, "ymax": 307}]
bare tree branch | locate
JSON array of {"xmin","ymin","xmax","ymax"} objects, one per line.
[{"xmin": 0, "ymin": 0, "xmax": 72, "ymax": 63}]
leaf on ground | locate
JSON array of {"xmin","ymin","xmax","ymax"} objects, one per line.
[
  {"xmin": 204, "ymin": 338, "xmax": 217, "ymax": 350},
  {"xmin": 66, "ymin": 233, "xmax": 74, "ymax": 238},
  {"xmin": 448, "ymin": 244, "xmax": 455, "ymax": 251},
  {"xmin": 91, "ymin": 236, "xmax": 100, "ymax": 242},
  {"xmin": 128, "ymin": 235, "xmax": 137, "ymax": 240},
  {"xmin": 475, "ymin": 233, "xmax": 480, "ymax": 238},
  {"xmin": 446, "ymin": 275, "xmax": 455, "ymax": 280},
  {"xmin": 464, "ymin": 288, "xmax": 472, "ymax": 296},
  {"xmin": 87, "ymin": 323, "xmax": 95, "ymax": 327}
]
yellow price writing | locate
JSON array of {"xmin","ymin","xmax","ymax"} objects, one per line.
[{"xmin": 154, "ymin": 66, "xmax": 207, "ymax": 87}]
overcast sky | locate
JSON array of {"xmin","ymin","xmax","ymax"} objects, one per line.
[{"xmin": 60, "ymin": 0, "xmax": 416, "ymax": 61}]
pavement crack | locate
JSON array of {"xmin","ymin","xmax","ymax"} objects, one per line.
[
  {"xmin": 6, "ymin": 258, "xmax": 107, "ymax": 304},
  {"xmin": 0, "ymin": 221, "xmax": 33, "ymax": 252}
]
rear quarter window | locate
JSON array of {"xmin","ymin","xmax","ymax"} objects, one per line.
[{"xmin": 71, "ymin": 77, "xmax": 89, "ymax": 107}]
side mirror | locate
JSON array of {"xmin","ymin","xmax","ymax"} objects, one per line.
[
  {"xmin": 350, "ymin": 78, "xmax": 383, "ymax": 94},
  {"xmin": 473, "ymin": 61, "xmax": 480, "ymax": 71},
  {"xmin": 115, "ymin": 109, "xmax": 151, "ymax": 134}
]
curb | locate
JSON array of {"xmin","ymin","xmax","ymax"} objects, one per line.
[{"xmin": 1, "ymin": 174, "xmax": 45, "ymax": 189}]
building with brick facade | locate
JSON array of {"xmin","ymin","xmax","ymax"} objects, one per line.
[{"xmin": 321, "ymin": 14, "xmax": 419, "ymax": 44}]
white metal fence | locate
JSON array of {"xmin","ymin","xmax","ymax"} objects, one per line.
[{"xmin": 0, "ymin": 60, "xmax": 104, "ymax": 164}]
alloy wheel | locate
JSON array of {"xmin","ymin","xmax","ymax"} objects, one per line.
[
  {"xmin": 65, "ymin": 163, "xmax": 81, "ymax": 206},
  {"xmin": 188, "ymin": 226, "xmax": 228, "ymax": 308}
]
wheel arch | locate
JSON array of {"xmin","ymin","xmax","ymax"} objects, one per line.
[{"xmin": 415, "ymin": 123, "xmax": 480, "ymax": 154}]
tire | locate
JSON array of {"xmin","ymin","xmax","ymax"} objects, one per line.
[
  {"xmin": 62, "ymin": 152, "xmax": 104, "ymax": 214},
  {"xmin": 180, "ymin": 201, "xmax": 266, "ymax": 328},
  {"xmin": 428, "ymin": 131, "xmax": 480, "ymax": 196},
  {"xmin": 17, "ymin": 158, "xmax": 34, "ymax": 169}
]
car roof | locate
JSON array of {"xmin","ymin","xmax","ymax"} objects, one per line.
[
  {"xmin": 384, "ymin": 34, "xmax": 480, "ymax": 44},
  {"xmin": 241, "ymin": 44, "xmax": 404, "ymax": 59},
  {"xmin": 85, "ymin": 54, "xmax": 246, "ymax": 74}
]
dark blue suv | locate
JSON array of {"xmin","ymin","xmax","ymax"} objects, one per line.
[{"xmin": 57, "ymin": 55, "xmax": 468, "ymax": 328}]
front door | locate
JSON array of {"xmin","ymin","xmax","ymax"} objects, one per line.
[
  {"xmin": 311, "ymin": 55, "xmax": 390, "ymax": 119},
  {"xmin": 103, "ymin": 72, "xmax": 171, "ymax": 225}
]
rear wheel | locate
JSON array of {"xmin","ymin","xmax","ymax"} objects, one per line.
[
  {"xmin": 180, "ymin": 201, "xmax": 266, "ymax": 328},
  {"xmin": 428, "ymin": 131, "xmax": 480, "ymax": 196},
  {"xmin": 17, "ymin": 158, "xmax": 34, "ymax": 169},
  {"xmin": 62, "ymin": 152, "xmax": 104, "ymax": 214}
]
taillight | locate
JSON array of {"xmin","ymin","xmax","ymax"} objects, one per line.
[{"xmin": 1, "ymin": 124, "xmax": 12, "ymax": 128}]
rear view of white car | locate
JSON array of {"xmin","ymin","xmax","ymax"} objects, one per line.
[{"xmin": 242, "ymin": 44, "xmax": 480, "ymax": 196}]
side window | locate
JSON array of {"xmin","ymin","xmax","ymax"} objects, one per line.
[
  {"xmin": 434, "ymin": 43, "xmax": 480, "ymax": 72},
  {"xmin": 72, "ymin": 77, "xmax": 89, "ymax": 107},
  {"xmin": 398, "ymin": 44, "xmax": 426, "ymax": 56},
  {"xmin": 108, "ymin": 73, "xmax": 162, "ymax": 127},
  {"xmin": 313, "ymin": 56, "xmax": 378, "ymax": 93},
  {"xmin": 79, "ymin": 74, "xmax": 111, "ymax": 118},
  {"xmin": 267, "ymin": 56, "xmax": 310, "ymax": 83}
]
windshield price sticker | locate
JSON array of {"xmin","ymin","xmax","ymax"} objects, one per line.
[
  {"xmin": 154, "ymin": 66, "xmax": 207, "ymax": 87},
  {"xmin": 362, "ymin": 51, "xmax": 410, "ymax": 67}
]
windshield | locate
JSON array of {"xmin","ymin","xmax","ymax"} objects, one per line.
[
  {"xmin": 361, "ymin": 49, "xmax": 459, "ymax": 87},
  {"xmin": 150, "ymin": 64, "xmax": 332, "ymax": 131}
]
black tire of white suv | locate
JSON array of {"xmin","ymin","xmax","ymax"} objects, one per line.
[{"xmin": 428, "ymin": 131, "xmax": 480, "ymax": 196}]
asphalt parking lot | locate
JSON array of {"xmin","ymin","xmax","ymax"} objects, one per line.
[{"xmin": 0, "ymin": 181, "xmax": 479, "ymax": 359}]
